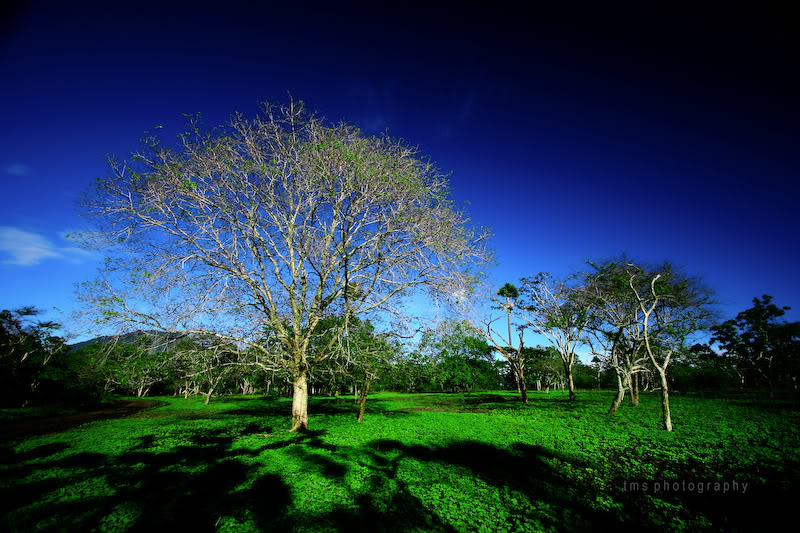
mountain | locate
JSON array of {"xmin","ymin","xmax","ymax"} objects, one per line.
[{"xmin": 68, "ymin": 330, "xmax": 188, "ymax": 353}]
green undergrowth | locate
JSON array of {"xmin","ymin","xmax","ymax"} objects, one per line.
[{"xmin": 2, "ymin": 390, "xmax": 798, "ymax": 532}]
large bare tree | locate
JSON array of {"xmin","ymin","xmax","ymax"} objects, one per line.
[{"xmin": 78, "ymin": 100, "xmax": 490, "ymax": 431}]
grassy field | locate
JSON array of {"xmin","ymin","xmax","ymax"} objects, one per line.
[{"xmin": 2, "ymin": 390, "xmax": 798, "ymax": 532}]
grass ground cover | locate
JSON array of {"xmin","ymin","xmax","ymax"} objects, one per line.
[{"xmin": 2, "ymin": 390, "xmax": 798, "ymax": 532}]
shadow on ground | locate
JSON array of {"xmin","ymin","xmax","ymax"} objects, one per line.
[
  {"xmin": 0, "ymin": 426, "xmax": 632, "ymax": 532},
  {"xmin": 2, "ymin": 394, "xmax": 797, "ymax": 532}
]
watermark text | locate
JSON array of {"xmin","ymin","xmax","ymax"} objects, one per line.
[{"xmin": 623, "ymin": 479, "xmax": 749, "ymax": 495}]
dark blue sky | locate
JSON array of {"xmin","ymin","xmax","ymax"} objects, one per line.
[{"xmin": 1, "ymin": 2, "xmax": 798, "ymax": 332}]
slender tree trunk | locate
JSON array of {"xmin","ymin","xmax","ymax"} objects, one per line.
[
  {"xmin": 204, "ymin": 386, "xmax": 215, "ymax": 405},
  {"xmin": 290, "ymin": 369, "xmax": 309, "ymax": 432},
  {"xmin": 357, "ymin": 379, "xmax": 371, "ymax": 423},
  {"xmin": 768, "ymin": 359, "xmax": 774, "ymax": 399},
  {"xmin": 657, "ymin": 369, "xmax": 672, "ymax": 431},
  {"xmin": 514, "ymin": 362, "xmax": 528, "ymax": 404},
  {"xmin": 609, "ymin": 371, "xmax": 626, "ymax": 414},
  {"xmin": 184, "ymin": 381, "xmax": 189, "ymax": 399}
]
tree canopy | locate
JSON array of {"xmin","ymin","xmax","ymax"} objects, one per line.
[{"xmin": 78, "ymin": 100, "xmax": 491, "ymax": 430}]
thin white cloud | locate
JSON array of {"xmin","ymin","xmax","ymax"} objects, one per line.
[
  {"xmin": 5, "ymin": 164, "xmax": 32, "ymax": 176},
  {"xmin": 0, "ymin": 227, "xmax": 99, "ymax": 266},
  {"xmin": 0, "ymin": 227, "xmax": 62, "ymax": 265}
]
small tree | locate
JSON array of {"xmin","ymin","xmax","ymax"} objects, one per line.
[
  {"xmin": 626, "ymin": 263, "xmax": 715, "ymax": 431},
  {"xmin": 78, "ymin": 100, "xmax": 490, "ymax": 431},
  {"xmin": 103, "ymin": 341, "xmax": 172, "ymax": 397}
]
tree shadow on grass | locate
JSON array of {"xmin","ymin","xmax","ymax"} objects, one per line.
[
  {"xmin": 2, "ymin": 427, "xmax": 613, "ymax": 532},
  {"xmin": 0, "ymin": 428, "xmax": 293, "ymax": 532},
  {"xmin": 4, "ymin": 420, "xmax": 794, "ymax": 532},
  {"xmin": 357, "ymin": 439, "xmax": 621, "ymax": 532}
]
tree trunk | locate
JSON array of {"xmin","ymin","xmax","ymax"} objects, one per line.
[
  {"xmin": 768, "ymin": 360, "xmax": 774, "ymax": 399},
  {"xmin": 290, "ymin": 369, "xmax": 309, "ymax": 432},
  {"xmin": 657, "ymin": 369, "xmax": 672, "ymax": 431},
  {"xmin": 609, "ymin": 372, "xmax": 626, "ymax": 414},
  {"xmin": 563, "ymin": 362, "xmax": 575, "ymax": 400},
  {"xmin": 515, "ymin": 363, "xmax": 528, "ymax": 404},
  {"xmin": 204, "ymin": 387, "xmax": 214, "ymax": 405},
  {"xmin": 184, "ymin": 381, "xmax": 189, "ymax": 399},
  {"xmin": 629, "ymin": 372, "xmax": 639, "ymax": 407},
  {"xmin": 357, "ymin": 379, "xmax": 371, "ymax": 423}
]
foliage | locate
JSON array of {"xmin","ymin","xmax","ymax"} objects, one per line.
[
  {"xmin": 711, "ymin": 295, "xmax": 799, "ymax": 393},
  {"xmin": 419, "ymin": 320, "xmax": 500, "ymax": 392}
]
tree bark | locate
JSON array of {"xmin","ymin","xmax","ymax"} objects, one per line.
[
  {"xmin": 204, "ymin": 387, "xmax": 214, "ymax": 405},
  {"xmin": 563, "ymin": 360, "xmax": 576, "ymax": 400},
  {"xmin": 609, "ymin": 372, "xmax": 626, "ymax": 414},
  {"xmin": 514, "ymin": 362, "xmax": 528, "ymax": 404},
  {"xmin": 357, "ymin": 379, "xmax": 371, "ymax": 423},
  {"xmin": 629, "ymin": 372, "xmax": 639, "ymax": 407},
  {"xmin": 290, "ymin": 369, "xmax": 309, "ymax": 432}
]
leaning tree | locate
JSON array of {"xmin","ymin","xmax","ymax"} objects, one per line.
[{"xmin": 78, "ymin": 100, "xmax": 490, "ymax": 431}]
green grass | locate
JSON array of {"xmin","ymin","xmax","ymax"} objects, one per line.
[{"xmin": 2, "ymin": 390, "xmax": 799, "ymax": 532}]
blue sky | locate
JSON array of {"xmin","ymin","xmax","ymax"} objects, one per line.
[{"xmin": 1, "ymin": 3, "xmax": 798, "ymax": 342}]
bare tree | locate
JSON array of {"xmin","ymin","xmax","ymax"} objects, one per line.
[
  {"xmin": 77, "ymin": 100, "xmax": 490, "ymax": 431},
  {"xmin": 583, "ymin": 261, "xmax": 651, "ymax": 413},
  {"xmin": 517, "ymin": 273, "xmax": 591, "ymax": 401}
]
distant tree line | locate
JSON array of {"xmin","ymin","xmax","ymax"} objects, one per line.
[{"xmin": 2, "ymin": 288, "xmax": 796, "ymax": 414}]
